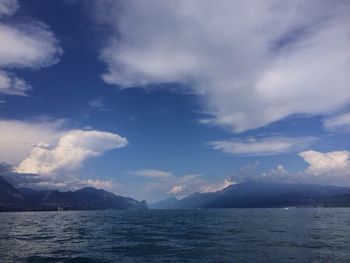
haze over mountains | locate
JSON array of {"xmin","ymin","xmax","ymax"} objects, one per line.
[{"xmin": 151, "ymin": 182, "xmax": 350, "ymax": 209}]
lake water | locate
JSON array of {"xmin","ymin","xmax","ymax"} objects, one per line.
[{"xmin": 1, "ymin": 208, "xmax": 350, "ymax": 262}]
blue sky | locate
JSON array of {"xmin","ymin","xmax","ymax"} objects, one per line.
[{"xmin": 0, "ymin": 0, "xmax": 350, "ymax": 201}]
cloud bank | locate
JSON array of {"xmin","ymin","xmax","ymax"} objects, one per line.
[
  {"xmin": 210, "ymin": 136, "xmax": 315, "ymax": 156},
  {"xmin": 94, "ymin": 0, "xmax": 350, "ymax": 132},
  {"xmin": 0, "ymin": 0, "xmax": 62, "ymax": 96}
]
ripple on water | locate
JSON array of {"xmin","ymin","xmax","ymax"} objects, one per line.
[{"xmin": 0, "ymin": 209, "xmax": 350, "ymax": 262}]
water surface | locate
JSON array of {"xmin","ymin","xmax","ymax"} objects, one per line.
[{"xmin": 1, "ymin": 208, "xmax": 350, "ymax": 262}]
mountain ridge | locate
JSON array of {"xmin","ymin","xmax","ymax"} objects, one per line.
[
  {"xmin": 151, "ymin": 181, "xmax": 350, "ymax": 209},
  {"xmin": 0, "ymin": 176, "xmax": 148, "ymax": 212}
]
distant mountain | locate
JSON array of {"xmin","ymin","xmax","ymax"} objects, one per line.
[
  {"xmin": 0, "ymin": 176, "xmax": 25, "ymax": 211},
  {"xmin": 0, "ymin": 176, "xmax": 147, "ymax": 212},
  {"xmin": 153, "ymin": 181, "xmax": 350, "ymax": 209}
]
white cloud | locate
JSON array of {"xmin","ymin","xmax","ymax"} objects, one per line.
[
  {"xmin": 0, "ymin": 23, "xmax": 61, "ymax": 69},
  {"xmin": 227, "ymin": 154, "xmax": 350, "ymax": 186},
  {"xmin": 168, "ymin": 176, "xmax": 235, "ymax": 197},
  {"xmin": 82, "ymin": 179, "xmax": 117, "ymax": 191},
  {"xmin": 0, "ymin": 161, "xmax": 121, "ymax": 192},
  {"xmin": 210, "ymin": 136, "xmax": 314, "ymax": 156},
  {"xmin": 263, "ymin": 165, "xmax": 288, "ymax": 178},
  {"xmin": 17, "ymin": 129, "xmax": 128, "ymax": 175},
  {"xmin": 0, "ymin": 0, "xmax": 61, "ymax": 96},
  {"xmin": 0, "ymin": 118, "xmax": 128, "ymax": 193},
  {"xmin": 168, "ymin": 185, "xmax": 185, "ymax": 195},
  {"xmin": 299, "ymin": 150, "xmax": 350, "ymax": 177},
  {"xmin": 128, "ymin": 169, "xmax": 228, "ymax": 199},
  {"xmin": 130, "ymin": 169, "xmax": 173, "ymax": 178},
  {"xmin": 323, "ymin": 113, "xmax": 350, "ymax": 133},
  {"xmin": 0, "ymin": 118, "xmax": 64, "ymax": 164},
  {"xmin": 94, "ymin": 0, "xmax": 350, "ymax": 132}
]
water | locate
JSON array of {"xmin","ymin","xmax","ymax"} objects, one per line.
[{"xmin": 0, "ymin": 208, "xmax": 350, "ymax": 262}]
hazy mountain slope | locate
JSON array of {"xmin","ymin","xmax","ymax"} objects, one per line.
[
  {"xmin": 0, "ymin": 176, "xmax": 25, "ymax": 211},
  {"xmin": 154, "ymin": 182, "xmax": 350, "ymax": 209}
]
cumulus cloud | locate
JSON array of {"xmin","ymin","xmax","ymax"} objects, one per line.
[
  {"xmin": 210, "ymin": 136, "xmax": 315, "ymax": 155},
  {"xmin": 0, "ymin": 118, "xmax": 128, "ymax": 192},
  {"xmin": 94, "ymin": 0, "xmax": 350, "ymax": 132},
  {"xmin": 0, "ymin": 0, "xmax": 61, "ymax": 96},
  {"xmin": 130, "ymin": 169, "xmax": 173, "ymax": 178},
  {"xmin": 299, "ymin": 150, "xmax": 350, "ymax": 177},
  {"xmin": 0, "ymin": 162, "xmax": 119, "ymax": 192},
  {"xmin": 323, "ymin": 113, "xmax": 350, "ymax": 133},
  {"xmin": 0, "ymin": 118, "xmax": 65, "ymax": 164},
  {"xmin": 17, "ymin": 130, "xmax": 128, "ymax": 175}
]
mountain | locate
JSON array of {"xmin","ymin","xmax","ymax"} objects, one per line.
[
  {"xmin": 0, "ymin": 176, "xmax": 25, "ymax": 211},
  {"xmin": 153, "ymin": 181, "xmax": 350, "ymax": 209},
  {"xmin": 0, "ymin": 176, "xmax": 147, "ymax": 212}
]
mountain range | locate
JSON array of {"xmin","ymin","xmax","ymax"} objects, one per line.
[
  {"xmin": 3, "ymin": 175, "xmax": 350, "ymax": 211},
  {"xmin": 150, "ymin": 181, "xmax": 350, "ymax": 209},
  {"xmin": 0, "ymin": 176, "xmax": 147, "ymax": 212}
]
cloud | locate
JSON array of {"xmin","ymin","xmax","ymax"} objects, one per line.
[
  {"xmin": 263, "ymin": 165, "xmax": 288, "ymax": 178},
  {"xmin": 0, "ymin": 0, "xmax": 18, "ymax": 17},
  {"xmin": 168, "ymin": 176, "xmax": 235, "ymax": 197},
  {"xmin": 88, "ymin": 97, "xmax": 107, "ymax": 110},
  {"xmin": 130, "ymin": 169, "xmax": 234, "ymax": 199},
  {"xmin": 0, "ymin": 118, "xmax": 128, "ymax": 192},
  {"xmin": 129, "ymin": 169, "xmax": 231, "ymax": 199},
  {"xmin": 82, "ymin": 179, "xmax": 117, "ymax": 191},
  {"xmin": 130, "ymin": 169, "xmax": 173, "ymax": 178},
  {"xmin": 17, "ymin": 129, "xmax": 128, "ymax": 175},
  {"xmin": 227, "ymin": 151, "xmax": 350, "ymax": 186},
  {"xmin": 0, "ymin": 118, "xmax": 65, "ymax": 164},
  {"xmin": 0, "ymin": 0, "xmax": 62, "ymax": 96},
  {"xmin": 323, "ymin": 113, "xmax": 350, "ymax": 133},
  {"xmin": 210, "ymin": 136, "xmax": 315, "ymax": 155},
  {"xmin": 299, "ymin": 150, "xmax": 350, "ymax": 177},
  {"xmin": 0, "ymin": 70, "xmax": 31, "ymax": 96},
  {"xmin": 168, "ymin": 185, "xmax": 185, "ymax": 195},
  {"xmin": 94, "ymin": 0, "xmax": 350, "ymax": 132},
  {"xmin": 0, "ymin": 162, "xmax": 120, "ymax": 192}
]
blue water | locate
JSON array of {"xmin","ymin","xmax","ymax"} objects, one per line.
[{"xmin": 1, "ymin": 208, "xmax": 350, "ymax": 262}]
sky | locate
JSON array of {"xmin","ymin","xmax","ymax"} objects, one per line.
[{"xmin": 0, "ymin": 0, "xmax": 350, "ymax": 202}]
